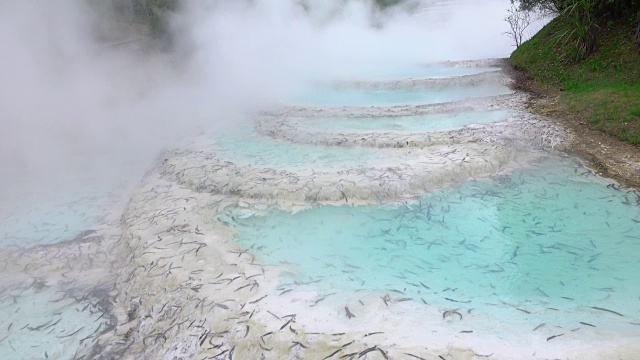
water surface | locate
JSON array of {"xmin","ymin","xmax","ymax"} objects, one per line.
[
  {"xmin": 302, "ymin": 110, "xmax": 511, "ymax": 132},
  {"xmin": 211, "ymin": 127, "xmax": 385, "ymax": 169},
  {"xmin": 344, "ymin": 65, "xmax": 499, "ymax": 80},
  {"xmin": 296, "ymin": 83, "xmax": 512, "ymax": 106},
  {"xmin": 223, "ymin": 156, "xmax": 640, "ymax": 330},
  {"xmin": 0, "ymin": 181, "xmax": 120, "ymax": 248},
  {"xmin": 0, "ymin": 287, "xmax": 109, "ymax": 360}
]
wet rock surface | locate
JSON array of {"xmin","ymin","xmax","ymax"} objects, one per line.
[{"xmin": 3, "ymin": 63, "xmax": 638, "ymax": 360}]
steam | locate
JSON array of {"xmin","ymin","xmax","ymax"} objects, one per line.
[{"xmin": 0, "ymin": 0, "xmax": 543, "ymax": 193}]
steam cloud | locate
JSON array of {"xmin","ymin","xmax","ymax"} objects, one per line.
[{"xmin": 0, "ymin": 0, "xmax": 543, "ymax": 193}]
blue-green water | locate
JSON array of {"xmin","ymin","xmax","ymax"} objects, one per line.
[
  {"xmin": 222, "ymin": 156, "xmax": 640, "ymax": 325},
  {"xmin": 0, "ymin": 287, "xmax": 108, "ymax": 360},
  {"xmin": 211, "ymin": 128, "xmax": 382, "ymax": 169},
  {"xmin": 302, "ymin": 110, "xmax": 511, "ymax": 132},
  {"xmin": 0, "ymin": 183, "xmax": 118, "ymax": 248},
  {"xmin": 296, "ymin": 83, "xmax": 513, "ymax": 106},
  {"xmin": 345, "ymin": 65, "xmax": 499, "ymax": 80}
]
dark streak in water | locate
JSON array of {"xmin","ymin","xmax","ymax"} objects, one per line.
[
  {"xmin": 443, "ymin": 309, "xmax": 463, "ymax": 321},
  {"xmin": 323, "ymin": 349, "xmax": 342, "ymax": 359},
  {"xmin": 358, "ymin": 346, "xmax": 379, "ymax": 358},
  {"xmin": 56, "ymin": 326, "xmax": 85, "ymax": 338},
  {"xmin": 536, "ymin": 287, "xmax": 549, "ymax": 297},
  {"xmin": 405, "ymin": 353, "xmax": 427, "ymax": 360},
  {"xmin": 364, "ymin": 332, "xmax": 383, "ymax": 337},
  {"xmin": 345, "ymin": 307, "xmax": 355, "ymax": 319},
  {"xmin": 547, "ymin": 333, "xmax": 564, "ymax": 341},
  {"xmin": 444, "ymin": 297, "xmax": 471, "ymax": 304},
  {"xmin": 591, "ymin": 306, "xmax": 624, "ymax": 317}
]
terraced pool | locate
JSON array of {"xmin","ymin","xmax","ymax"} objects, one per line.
[
  {"xmin": 222, "ymin": 155, "xmax": 640, "ymax": 334},
  {"xmin": 301, "ymin": 110, "xmax": 511, "ymax": 132},
  {"xmin": 0, "ymin": 180, "xmax": 120, "ymax": 248},
  {"xmin": 210, "ymin": 127, "xmax": 387, "ymax": 169},
  {"xmin": 296, "ymin": 83, "xmax": 513, "ymax": 106},
  {"xmin": 0, "ymin": 286, "xmax": 111, "ymax": 360},
  {"xmin": 343, "ymin": 64, "xmax": 499, "ymax": 80}
]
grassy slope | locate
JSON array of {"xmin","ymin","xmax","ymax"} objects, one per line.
[{"xmin": 511, "ymin": 15, "xmax": 640, "ymax": 145}]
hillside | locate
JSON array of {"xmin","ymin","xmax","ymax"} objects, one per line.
[
  {"xmin": 508, "ymin": 13, "xmax": 640, "ymax": 187},
  {"xmin": 511, "ymin": 14, "xmax": 640, "ymax": 145}
]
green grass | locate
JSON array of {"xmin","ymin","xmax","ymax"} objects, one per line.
[{"xmin": 511, "ymin": 15, "xmax": 640, "ymax": 145}]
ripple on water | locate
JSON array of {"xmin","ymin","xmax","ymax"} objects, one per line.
[
  {"xmin": 0, "ymin": 183, "xmax": 118, "ymax": 248},
  {"xmin": 0, "ymin": 287, "xmax": 110, "ymax": 360},
  {"xmin": 301, "ymin": 110, "xmax": 511, "ymax": 132},
  {"xmin": 343, "ymin": 65, "xmax": 499, "ymax": 80},
  {"xmin": 296, "ymin": 83, "xmax": 513, "ymax": 106},
  {"xmin": 222, "ymin": 155, "xmax": 640, "ymax": 334},
  {"xmin": 210, "ymin": 128, "xmax": 385, "ymax": 169}
]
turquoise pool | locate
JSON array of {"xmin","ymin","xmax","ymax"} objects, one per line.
[
  {"xmin": 211, "ymin": 127, "xmax": 385, "ymax": 169},
  {"xmin": 301, "ymin": 110, "xmax": 511, "ymax": 132},
  {"xmin": 296, "ymin": 83, "xmax": 513, "ymax": 106},
  {"xmin": 222, "ymin": 155, "xmax": 640, "ymax": 330}
]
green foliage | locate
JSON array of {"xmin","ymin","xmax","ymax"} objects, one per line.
[
  {"xmin": 131, "ymin": 0, "xmax": 178, "ymax": 37},
  {"xmin": 516, "ymin": 0, "xmax": 640, "ymax": 15},
  {"xmin": 373, "ymin": 0, "xmax": 405, "ymax": 8},
  {"xmin": 515, "ymin": 0, "xmax": 640, "ymax": 56},
  {"xmin": 512, "ymin": 15, "xmax": 640, "ymax": 145},
  {"xmin": 563, "ymin": 0, "xmax": 599, "ymax": 60},
  {"xmin": 514, "ymin": 0, "xmax": 568, "ymax": 13}
]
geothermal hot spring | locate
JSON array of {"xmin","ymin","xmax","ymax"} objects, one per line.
[
  {"xmin": 121, "ymin": 61, "xmax": 640, "ymax": 359},
  {"xmin": 3, "ymin": 59, "xmax": 640, "ymax": 360},
  {"xmin": 1, "ymin": 8, "xmax": 640, "ymax": 360}
]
